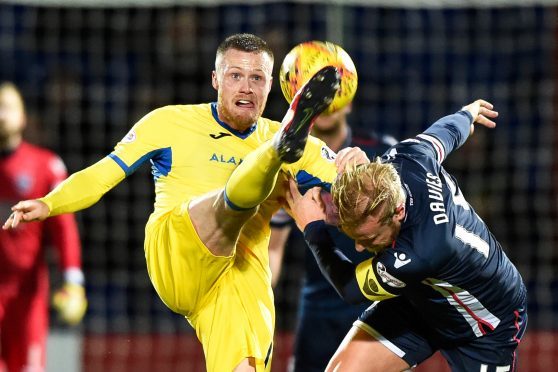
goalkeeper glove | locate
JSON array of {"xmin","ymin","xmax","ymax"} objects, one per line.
[{"xmin": 52, "ymin": 282, "xmax": 88, "ymax": 326}]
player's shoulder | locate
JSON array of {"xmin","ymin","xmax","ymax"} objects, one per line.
[
  {"xmin": 133, "ymin": 103, "xmax": 213, "ymax": 135},
  {"xmin": 19, "ymin": 141, "xmax": 58, "ymax": 160},
  {"xmin": 257, "ymin": 115, "xmax": 281, "ymax": 133},
  {"xmin": 252, "ymin": 116, "xmax": 283, "ymax": 143},
  {"xmin": 19, "ymin": 142, "xmax": 67, "ymax": 177}
]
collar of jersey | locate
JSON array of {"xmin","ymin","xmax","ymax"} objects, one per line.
[{"xmin": 211, "ymin": 102, "xmax": 257, "ymax": 139}]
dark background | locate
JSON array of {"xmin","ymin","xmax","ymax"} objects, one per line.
[{"xmin": 1, "ymin": 2, "xmax": 556, "ymax": 370}]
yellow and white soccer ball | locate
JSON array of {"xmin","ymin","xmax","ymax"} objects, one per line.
[{"xmin": 279, "ymin": 40, "xmax": 358, "ymax": 115}]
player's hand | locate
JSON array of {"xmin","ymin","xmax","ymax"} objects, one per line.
[
  {"xmin": 2, "ymin": 200, "xmax": 50, "ymax": 230},
  {"xmin": 52, "ymin": 282, "xmax": 88, "ymax": 326},
  {"xmin": 285, "ymin": 178, "xmax": 326, "ymax": 231},
  {"xmin": 335, "ymin": 146, "xmax": 370, "ymax": 174},
  {"xmin": 462, "ymin": 99, "xmax": 498, "ymax": 135}
]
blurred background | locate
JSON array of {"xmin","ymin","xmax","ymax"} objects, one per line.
[{"xmin": 1, "ymin": 0, "xmax": 556, "ymax": 371}]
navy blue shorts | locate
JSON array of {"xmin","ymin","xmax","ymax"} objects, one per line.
[{"xmin": 357, "ymin": 297, "xmax": 527, "ymax": 372}]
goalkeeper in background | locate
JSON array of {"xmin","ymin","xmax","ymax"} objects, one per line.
[{"xmin": 0, "ymin": 82, "xmax": 87, "ymax": 372}]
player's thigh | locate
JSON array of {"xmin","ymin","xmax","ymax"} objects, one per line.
[
  {"xmin": 345, "ymin": 297, "xmax": 437, "ymax": 370},
  {"xmin": 326, "ymin": 325, "xmax": 410, "ymax": 372},
  {"xmin": 188, "ymin": 189, "xmax": 257, "ymax": 256},
  {"xmin": 145, "ymin": 200, "xmax": 236, "ymax": 316},
  {"xmin": 191, "ymin": 267, "xmax": 274, "ymax": 372}
]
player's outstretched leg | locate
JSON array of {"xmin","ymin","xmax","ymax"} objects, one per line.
[
  {"xmin": 274, "ymin": 65, "xmax": 341, "ymax": 163},
  {"xmin": 224, "ymin": 65, "xmax": 341, "ymax": 210}
]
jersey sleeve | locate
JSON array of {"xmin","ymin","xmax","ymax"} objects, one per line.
[
  {"xmin": 284, "ymin": 136, "xmax": 338, "ymax": 193},
  {"xmin": 109, "ymin": 106, "xmax": 176, "ymax": 176},
  {"xmin": 394, "ymin": 110, "xmax": 473, "ymax": 165},
  {"xmin": 356, "ymin": 245, "xmax": 432, "ymax": 300},
  {"xmin": 40, "ymin": 156, "xmax": 125, "ymax": 216},
  {"xmin": 41, "ymin": 107, "xmax": 177, "ymax": 216},
  {"xmin": 303, "ymin": 220, "xmax": 367, "ymax": 304}
]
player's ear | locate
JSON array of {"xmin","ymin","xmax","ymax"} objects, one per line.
[
  {"xmin": 211, "ymin": 70, "xmax": 219, "ymax": 91},
  {"xmin": 393, "ymin": 203, "xmax": 405, "ymax": 222}
]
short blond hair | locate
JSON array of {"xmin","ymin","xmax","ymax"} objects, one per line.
[{"xmin": 331, "ymin": 159, "xmax": 405, "ymax": 229}]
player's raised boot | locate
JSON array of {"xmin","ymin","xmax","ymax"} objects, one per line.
[{"xmin": 274, "ymin": 65, "xmax": 341, "ymax": 163}]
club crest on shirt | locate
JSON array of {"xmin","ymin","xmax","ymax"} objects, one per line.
[
  {"xmin": 321, "ymin": 145, "xmax": 336, "ymax": 162},
  {"xmin": 376, "ymin": 262, "xmax": 406, "ymax": 288},
  {"xmin": 15, "ymin": 173, "xmax": 33, "ymax": 196},
  {"xmin": 121, "ymin": 129, "xmax": 137, "ymax": 143}
]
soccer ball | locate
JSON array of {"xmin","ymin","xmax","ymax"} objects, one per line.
[{"xmin": 279, "ymin": 41, "xmax": 358, "ymax": 115}]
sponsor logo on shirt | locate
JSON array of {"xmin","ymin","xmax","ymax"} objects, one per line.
[
  {"xmin": 393, "ymin": 252, "xmax": 411, "ymax": 269},
  {"xmin": 121, "ymin": 129, "xmax": 136, "ymax": 143},
  {"xmin": 321, "ymin": 145, "xmax": 336, "ymax": 162},
  {"xmin": 376, "ymin": 262, "xmax": 406, "ymax": 288},
  {"xmin": 209, "ymin": 153, "xmax": 243, "ymax": 166},
  {"xmin": 209, "ymin": 132, "xmax": 232, "ymax": 139}
]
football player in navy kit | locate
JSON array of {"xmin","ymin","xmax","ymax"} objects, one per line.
[
  {"xmin": 285, "ymin": 99, "xmax": 527, "ymax": 372},
  {"xmin": 269, "ymin": 104, "xmax": 396, "ymax": 372}
]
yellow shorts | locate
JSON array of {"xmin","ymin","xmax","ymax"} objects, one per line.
[{"xmin": 145, "ymin": 201, "xmax": 275, "ymax": 371}]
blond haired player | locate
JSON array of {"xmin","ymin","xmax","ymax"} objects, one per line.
[
  {"xmin": 2, "ymin": 34, "xmax": 362, "ymax": 371},
  {"xmin": 286, "ymin": 100, "xmax": 527, "ymax": 372}
]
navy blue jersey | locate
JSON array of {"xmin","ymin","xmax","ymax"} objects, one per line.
[
  {"xmin": 302, "ymin": 128, "xmax": 396, "ymax": 305},
  {"xmin": 304, "ymin": 111, "xmax": 527, "ymax": 343}
]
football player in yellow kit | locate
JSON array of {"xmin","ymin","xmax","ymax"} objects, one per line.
[{"xmin": 2, "ymin": 34, "xmax": 356, "ymax": 371}]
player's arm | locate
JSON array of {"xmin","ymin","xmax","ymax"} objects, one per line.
[
  {"xmin": 286, "ymin": 179, "xmax": 397, "ymax": 304},
  {"xmin": 303, "ymin": 220, "xmax": 366, "ymax": 303},
  {"xmin": 42, "ymin": 156, "xmax": 125, "ymax": 216},
  {"xmin": 3, "ymin": 107, "xmax": 173, "ymax": 229},
  {"xmin": 414, "ymin": 99, "xmax": 497, "ymax": 163},
  {"xmin": 304, "ymin": 220, "xmax": 397, "ymax": 304},
  {"xmin": 2, "ymin": 156, "xmax": 125, "ymax": 229}
]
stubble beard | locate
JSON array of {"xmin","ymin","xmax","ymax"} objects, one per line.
[{"xmin": 218, "ymin": 98, "xmax": 261, "ymax": 131}]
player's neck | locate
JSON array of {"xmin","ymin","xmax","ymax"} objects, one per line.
[
  {"xmin": 312, "ymin": 123, "xmax": 348, "ymax": 152},
  {"xmin": 0, "ymin": 135, "xmax": 22, "ymax": 152}
]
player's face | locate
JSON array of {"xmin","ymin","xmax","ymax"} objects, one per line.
[
  {"xmin": 313, "ymin": 104, "xmax": 350, "ymax": 133},
  {"xmin": 212, "ymin": 49, "xmax": 273, "ymax": 131},
  {"xmin": 342, "ymin": 212, "xmax": 402, "ymax": 253},
  {"xmin": 0, "ymin": 87, "xmax": 25, "ymax": 142}
]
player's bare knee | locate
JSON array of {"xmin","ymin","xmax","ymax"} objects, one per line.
[{"xmin": 214, "ymin": 190, "xmax": 258, "ymax": 229}]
